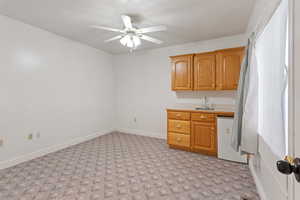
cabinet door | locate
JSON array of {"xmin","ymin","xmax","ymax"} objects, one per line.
[
  {"xmin": 171, "ymin": 55, "xmax": 193, "ymax": 90},
  {"xmin": 191, "ymin": 121, "xmax": 217, "ymax": 156},
  {"xmin": 216, "ymin": 47, "xmax": 245, "ymax": 90},
  {"xmin": 194, "ymin": 53, "xmax": 216, "ymax": 90}
]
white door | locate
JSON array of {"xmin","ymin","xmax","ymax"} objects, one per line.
[
  {"xmin": 285, "ymin": 0, "xmax": 300, "ymax": 199},
  {"xmin": 255, "ymin": 1, "xmax": 289, "ymax": 199}
]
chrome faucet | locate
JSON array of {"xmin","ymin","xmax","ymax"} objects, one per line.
[
  {"xmin": 203, "ymin": 96, "xmax": 209, "ymax": 108},
  {"xmin": 195, "ymin": 96, "xmax": 214, "ymax": 111}
]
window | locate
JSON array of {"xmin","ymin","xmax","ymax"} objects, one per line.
[{"xmin": 255, "ymin": 0, "xmax": 288, "ymax": 158}]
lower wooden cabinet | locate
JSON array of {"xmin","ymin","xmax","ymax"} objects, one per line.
[
  {"xmin": 167, "ymin": 110, "xmax": 219, "ymax": 156},
  {"xmin": 191, "ymin": 121, "xmax": 217, "ymax": 156}
]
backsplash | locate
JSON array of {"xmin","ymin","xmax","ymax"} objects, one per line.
[{"xmin": 175, "ymin": 91, "xmax": 237, "ymax": 105}]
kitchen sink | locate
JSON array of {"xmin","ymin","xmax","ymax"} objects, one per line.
[{"xmin": 195, "ymin": 107, "xmax": 215, "ymax": 111}]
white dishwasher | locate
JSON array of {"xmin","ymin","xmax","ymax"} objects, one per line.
[{"xmin": 217, "ymin": 117, "xmax": 247, "ymax": 163}]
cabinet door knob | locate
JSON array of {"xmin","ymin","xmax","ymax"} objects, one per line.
[
  {"xmin": 176, "ymin": 137, "xmax": 182, "ymax": 142},
  {"xmin": 176, "ymin": 124, "xmax": 181, "ymax": 128}
]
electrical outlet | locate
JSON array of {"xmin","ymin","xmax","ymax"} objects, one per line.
[
  {"xmin": 226, "ymin": 128, "xmax": 231, "ymax": 134},
  {"xmin": 36, "ymin": 132, "xmax": 40, "ymax": 139},
  {"xmin": 28, "ymin": 133, "xmax": 33, "ymax": 140},
  {"xmin": 0, "ymin": 137, "xmax": 4, "ymax": 147}
]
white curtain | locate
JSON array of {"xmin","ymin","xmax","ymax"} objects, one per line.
[
  {"xmin": 231, "ymin": 35, "xmax": 259, "ymax": 155},
  {"xmin": 240, "ymin": 46, "xmax": 259, "ymax": 154},
  {"xmin": 255, "ymin": 0, "xmax": 288, "ymax": 158}
]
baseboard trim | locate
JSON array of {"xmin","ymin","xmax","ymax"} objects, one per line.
[
  {"xmin": 117, "ymin": 128, "xmax": 166, "ymax": 139},
  {"xmin": 0, "ymin": 130, "xmax": 114, "ymax": 170},
  {"xmin": 249, "ymin": 159, "xmax": 268, "ymax": 200}
]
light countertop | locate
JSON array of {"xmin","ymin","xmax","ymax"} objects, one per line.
[{"xmin": 166, "ymin": 103, "xmax": 235, "ymax": 115}]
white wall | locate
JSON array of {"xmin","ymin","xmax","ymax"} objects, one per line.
[
  {"xmin": 113, "ymin": 35, "xmax": 247, "ymax": 139},
  {"xmin": 247, "ymin": 0, "xmax": 281, "ymax": 34},
  {"xmin": 0, "ymin": 15, "xmax": 115, "ymax": 167},
  {"xmin": 246, "ymin": 1, "xmax": 288, "ymax": 200}
]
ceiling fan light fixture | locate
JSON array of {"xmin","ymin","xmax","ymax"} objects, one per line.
[
  {"xmin": 120, "ymin": 35, "xmax": 130, "ymax": 46},
  {"xmin": 132, "ymin": 35, "xmax": 141, "ymax": 47},
  {"xmin": 120, "ymin": 34, "xmax": 141, "ymax": 49},
  {"xmin": 126, "ymin": 38, "xmax": 134, "ymax": 48},
  {"xmin": 92, "ymin": 15, "xmax": 166, "ymax": 51}
]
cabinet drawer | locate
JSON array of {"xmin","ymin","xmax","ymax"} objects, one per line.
[
  {"xmin": 168, "ymin": 111, "xmax": 190, "ymax": 120},
  {"xmin": 168, "ymin": 132, "xmax": 190, "ymax": 147},
  {"xmin": 168, "ymin": 120, "xmax": 190, "ymax": 134},
  {"xmin": 191, "ymin": 113, "xmax": 215, "ymax": 122}
]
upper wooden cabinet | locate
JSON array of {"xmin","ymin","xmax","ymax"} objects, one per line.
[
  {"xmin": 171, "ymin": 54, "xmax": 193, "ymax": 90},
  {"xmin": 194, "ymin": 53, "xmax": 216, "ymax": 90},
  {"xmin": 170, "ymin": 47, "xmax": 245, "ymax": 91},
  {"xmin": 216, "ymin": 47, "xmax": 245, "ymax": 90}
]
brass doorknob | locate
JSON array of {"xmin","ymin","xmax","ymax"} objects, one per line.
[{"xmin": 277, "ymin": 156, "xmax": 300, "ymax": 183}]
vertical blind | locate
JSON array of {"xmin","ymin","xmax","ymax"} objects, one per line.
[{"xmin": 255, "ymin": 0, "xmax": 288, "ymax": 158}]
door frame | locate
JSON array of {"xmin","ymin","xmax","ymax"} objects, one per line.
[{"xmin": 288, "ymin": 0, "xmax": 295, "ymax": 199}]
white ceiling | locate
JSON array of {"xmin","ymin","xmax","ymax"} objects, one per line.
[{"xmin": 0, "ymin": 0, "xmax": 255, "ymax": 54}]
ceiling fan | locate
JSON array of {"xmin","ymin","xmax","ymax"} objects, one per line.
[{"xmin": 91, "ymin": 15, "xmax": 167, "ymax": 51}]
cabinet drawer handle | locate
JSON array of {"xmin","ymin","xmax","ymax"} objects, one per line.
[
  {"xmin": 200, "ymin": 115, "xmax": 206, "ymax": 119},
  {"xmin": 176, "ymin": 137, "xmax": 182, "ymax": 142},
  {"xmin": 176, "ymin": 124, "xmax": 182, "ymax": 128},
  {"xmin": 176, "ymin": 114, "xmax": 181, "ymax": 117}
]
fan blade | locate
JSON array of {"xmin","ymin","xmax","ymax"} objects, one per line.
[
  {"xmin": 104, "ymin": 35, "xmax": 123, "ymax": 43},
  {"xmin": 140, "ymin": 35, "xmax": 163, "ymax": 44},
  {"xmin": 121, "ymin": 15, "xmax": 133, "ymax": 29},
  {"xmin": 137, "ymin": 25, "xmax": 167, "ymax": 34},
  {"xmin": 91, "ymin": 25, "xmax": 124, "ymax": 33}
]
